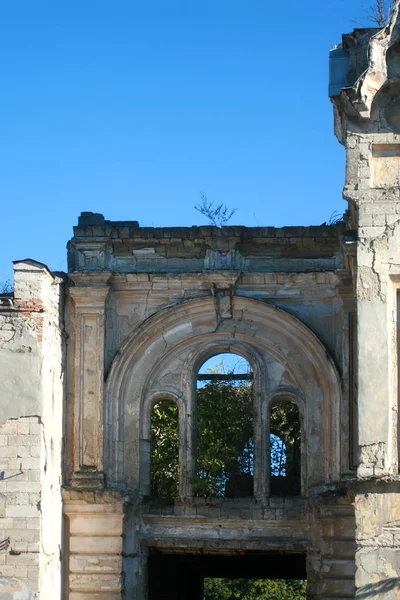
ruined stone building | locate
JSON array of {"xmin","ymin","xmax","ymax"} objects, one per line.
[{"xmin": 2, "ymin": 6, "xmax": 400, "ymax": 600}]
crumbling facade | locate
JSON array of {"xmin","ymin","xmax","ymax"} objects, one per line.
[
  {"xmin": 2, "ymin": 5, "xmax": 400, "ymax": 599},
  {"xmin": 0, "ymin": 261, "xmax": 64, "ymax": 599}
]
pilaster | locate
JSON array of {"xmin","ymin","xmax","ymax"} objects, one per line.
[
  {"xmin": 69, "ymin": 272, "xmax": 111, "ymax": 488},
  {"xmin": 341, "ymin": 136, "xmax": 400, "ymax": 478}
]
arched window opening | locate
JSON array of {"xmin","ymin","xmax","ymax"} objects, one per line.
[
  {"xmin": 195, "ymin": 353, "xmax": 254, "ymax": 498},
  {"xmin": 270, "ymin": 400, "xmax": 301, "ymax": 496},
  {"xmin": 150, "ymin": 400, "xmax": 179, "ymax": 501}
]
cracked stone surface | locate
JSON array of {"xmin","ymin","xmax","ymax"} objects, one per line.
[{"xmin": 3, "ymin": 4, "xmax": 400, "ymax": 599}]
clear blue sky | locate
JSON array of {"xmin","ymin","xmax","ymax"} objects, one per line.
[{"xmin": 1, "ymin": 0, "xmax": 369, "ymax": 279}]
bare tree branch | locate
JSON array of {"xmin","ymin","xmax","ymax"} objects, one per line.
[
  {"xmin": 0, "ymin": 279, "xmax": 13, "ymax": 294},
  {"xmin": 362, "ymin": 0, "xmax": 395, "ymax": 26},
  {"xmin": 194, "ymin": 192, "xmax": 237, "ymax": 227}
]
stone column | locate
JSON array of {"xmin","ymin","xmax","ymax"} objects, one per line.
[
  {"xmin": 343, "ymin": 134, "xmax": 400, "ymax": 478},
  {"xmin": 356, "ymin": 201, "xmax": 395, "ymax": 477},
  {"xmin": 69, "ymin": 272, "xmax": 111, "ymax": 488},
  {"xmin": 63, "ymin": 490, "xmax": 124, "ymax": 600}
]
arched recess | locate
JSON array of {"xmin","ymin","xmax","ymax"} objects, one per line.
[{"xmin": 105, "ymin": 296, "xmax": 341, "ymax": 496}]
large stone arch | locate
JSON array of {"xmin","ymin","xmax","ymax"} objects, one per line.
[{"xmin": 105, "ymin": 295, "xmax": 341, "ymax": 494}]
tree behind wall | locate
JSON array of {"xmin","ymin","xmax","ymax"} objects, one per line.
[
  {"xmin": 150, "ymin": 401, "xmax": 180, "ymax": 500},
  {"xmin": 195, "ymin": 377, "xmax": 254, "ymax": 497}
]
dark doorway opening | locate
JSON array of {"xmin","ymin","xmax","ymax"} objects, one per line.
[{"xmin": 147, "ymin": 550, "xmax": 306, "ymax": 600}]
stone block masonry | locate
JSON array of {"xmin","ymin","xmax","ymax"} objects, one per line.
[
  {"xmin": 3, "ymin": 4, "xmax": 400, "ymax": 598},
  {"xmin": 62, "ymin": 490, "xmax": 124, "ymax": 600},
  {"xmin": 0, "ymin": 260, "xmax": 65, "ymax": 600},
  {"xmin": 0, "ymin": 417, "xmax": 43, "ymax": 597}
]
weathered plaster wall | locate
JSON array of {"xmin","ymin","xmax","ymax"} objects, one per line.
[
  {"xmin": 0, "ymin": 261, "xmax": 64, "ymax": 600},
  {"xmin": 104, "ymin": 270, "xmax": 345, "ymax": 374},
  {"xmin": 332, "ymin": 11, "xmax": 400, "ymax": 478},
  {"xmin": 355, "ymin": 492, "xmax": 400, "ymax": 596},
  {"xmin": 331, "ymin": 4, "xmax": 400, "ymax": 596}
]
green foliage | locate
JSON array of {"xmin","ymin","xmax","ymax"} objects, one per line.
[
  {"xmin": 270, "ymin": 400, "xmax": 301, "ymax": 449},
  {"xmin": 203, "ymin": 578, "xmax": 306, "ymax": 600},
  {"xmin": 149, "ymin": 373, "xmax": 302, "ymax": 500},
  {"xmin": 149, "ymin": 370, "xmax": 304, "ymax": 599},
  {"xmin": 270, "ymin": 400, "xmax": 301, "ymax": 496},
  {"xmin": 195, "ymin": 378, "xmax": 253, "ymax": 497},
  {"xmin": 150, "ymin": 401, "xmax": 179, "ymax": 500}
]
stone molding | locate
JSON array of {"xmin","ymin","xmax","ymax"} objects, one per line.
[{"xmin": 105, "ymin": 295, "xmax": 342, "ymax": 494}]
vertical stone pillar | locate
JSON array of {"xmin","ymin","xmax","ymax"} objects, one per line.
[
  {"xmin": 63, "ymin": 490, "xmax": 124, "ymax": 600},
  {"xmin": 307, "ymin": 497, "xmax": 355, "ymax": 600},
  {"xmin": 342, "ymin": 131, "xmax": 400, "ymax": 479},
  {"xmin": 69, "ymin": 272, "xmax": 111, "ymax": 488},
  {"xmin": 355, "ymin": 199, "xmax": 395, "ymax": 477},
  {"xmin": 330, "ymin": 9, "xmax": 400, "ymax": 597},
  {"xmin": 330, "ymin": 9, "xmax": 400, "ymax": 478}
]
